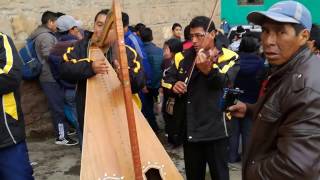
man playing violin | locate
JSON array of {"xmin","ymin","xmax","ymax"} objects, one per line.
[{"xmin": 162, "ymin": 16, "xmax": 239, "ymax": 180}]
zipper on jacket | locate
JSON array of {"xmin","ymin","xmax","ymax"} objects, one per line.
[
  {"xmin": 223, "ymin": 112, "xmax": 229, "ymax": 137},
  {"xmin": 2, "ymin": 96, "xmax": 17, "ymax": 144}
]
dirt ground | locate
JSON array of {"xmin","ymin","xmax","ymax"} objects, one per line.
[{"xmin": 27, "ymin": 115, "xmax": 241, "ymax": 180}]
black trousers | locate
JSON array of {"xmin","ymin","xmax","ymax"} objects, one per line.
[{"xmin": 184, "ymin": 138, "xmax": 230, "ymax": 180}]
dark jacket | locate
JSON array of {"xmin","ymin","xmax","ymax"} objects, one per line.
[
  {"xmin": 125, "ymin": 30, "xmax": 153, "ymax": 87},
  {"xmin": 235, "ymin": 52, "xmax": 265, "ymax": 103},
  {"xmin": 0, "ymin": 32, "xmax": 26, "ymax": 148},
  {"xmin": 60, "ymin": 32, "xmax": 145, "ymax": 131},
  {"xmin": 162, "ymin": 47, "xmax": 239, "ymax": 142},
  {"xmin": 143, "ymin": 42, "xmax": 163, "ymax": 89},
  {"xmin": 244, "ymin": 47, "xmax": 320, "ymax": 180},
  {"xmin": 48, "ymin": 34, "xmax": 79, "ymax": 89}
]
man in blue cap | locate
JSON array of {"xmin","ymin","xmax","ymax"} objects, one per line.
[{"xmin": 229, "ymin": 1, "xmax": 320, "ymax": 179}]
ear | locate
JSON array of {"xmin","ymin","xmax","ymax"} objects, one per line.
[
  {"xmin": 299, "ymin": 29, "xmax": 310, "ymax": 46},
  {"xmin": 209, "ymin": 30, "xmax": 216, "ymax": 39}
]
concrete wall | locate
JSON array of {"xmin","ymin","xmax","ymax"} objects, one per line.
[{"xmin": 0, "ymin": 0, "xmax": 221, "ymax": 132}]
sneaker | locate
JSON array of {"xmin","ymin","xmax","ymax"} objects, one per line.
[
  {"xmin": 228, "ymin": 163, "xmax": 241, "ymax": 171},
  {"xmin": 55, "ymin": 137, "xmax": 78, "ymax": 146},
  {"xmin": 67, "ymin": 128, "xmax": 77, "ymax": 136}
]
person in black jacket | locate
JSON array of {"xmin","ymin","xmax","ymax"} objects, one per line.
[
  {"xmin": 59, "ymin": 9, "xmax": 145, "ymax": 135},
  {"xmin": 228, "ymin": 34, "xmax": 265, "ymax": 164},
  {"xmin": 162, "ymin": 16, "xmax": 239, "ymax": 180},
  {"xmin": 0, "ymin": 32, "xmax": 34, "ymax": 179}
]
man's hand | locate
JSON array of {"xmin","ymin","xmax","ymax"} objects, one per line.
[
  {"xmin": 228, "ymin": 101, "xmax": 247, "ymax": 118},
  {"xmin": 142, "ymin": 86, "xmax": 149, "ymax": 93},
  {"xmin": 195, "ymin": 50, "xmax": 213, "ymax": 75},
  {"xmin": 92, "ymin": 60, "xmax": 108, "ymax": 74},
  {"xmin": 90, "ymin": 48, "xmax": 109, "ymax": 74},
  {"xmin": 173, "ymin": 81, "xmax": 187, "ymax": 94}
]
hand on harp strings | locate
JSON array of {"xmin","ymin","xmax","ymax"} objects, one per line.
[{"xmin": 90, "ymin": 48, "xmax": 109, "ymax": 75}]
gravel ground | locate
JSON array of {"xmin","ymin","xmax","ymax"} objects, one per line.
[{"xmin": 27, "ymin": 114, "xmax": 242, "ymax": 180}]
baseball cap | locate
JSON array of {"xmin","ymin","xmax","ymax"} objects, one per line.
[
  {"xmin": 236, "ymin": 26, "xmax": 246, "ymax": 36},
  {"xmin": 247, "ymin": 1, "xmax": 312, "ymax": 31},
  {"xmin": 57, "ymin": 15, "xmax": 82, "ymax": 32}
]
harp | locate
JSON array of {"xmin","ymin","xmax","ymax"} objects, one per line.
[{"xmin": 80, "ymin": 0, "xmax": 183, "ymax": 179}]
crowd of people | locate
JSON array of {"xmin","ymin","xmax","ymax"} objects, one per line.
[{"xmin": 0, "ymin": 1, "xmax": 320, "ymax": 180}]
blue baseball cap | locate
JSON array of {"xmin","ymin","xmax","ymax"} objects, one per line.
[{"xmin": 247, "ymin": 1, "xmax": 312, "ymax": 31}]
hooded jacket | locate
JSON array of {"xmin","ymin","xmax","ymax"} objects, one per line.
[{"xmin": 29, "ymin": 25, "xmax": 57, "ymax": 82}]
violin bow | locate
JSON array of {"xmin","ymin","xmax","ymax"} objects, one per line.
[{"xmin": 184, "ymin": 0, "xmax": 219, "ymax": 86}]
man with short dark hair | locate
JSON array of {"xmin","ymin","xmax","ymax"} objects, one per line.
[
  {"xmin": 29, "ymin": 11, "xmax": 78, "ymax": 146},
  {"xmin": 134, "ymin": 23, "xmax": 146, "ymax": 37},
  {"xmin": 60, "ymin": 9, "xmax": 110, "ymax": 134},
  {"xmin": 141, "ymin": 27, "xmax": 163, "ymax": 132},
  {"xmin": 163, "ymin": 16, "xmax": 239, "ymax": 180},
  {"xmin": 171, "ymin": 23, "xmax": 182, "ymax": 41},
  {"xmin": 229, "ymin": 1, "xmax": 320, "ymax": 179},
  {"xmin": 308, "ymin": 24, "xmax": 320, "ymax": 56},
  {"xmin": 59, "ymin": 9, "xmax": 145, "ymax": 137},
  {"xmin": 229, "ymin": 25, "xmax": 246, "ymax": 52}
]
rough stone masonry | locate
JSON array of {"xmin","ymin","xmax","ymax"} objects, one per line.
[{"xmin": 0, "ymin": 0, "xmax": 220, "ymax": 133}]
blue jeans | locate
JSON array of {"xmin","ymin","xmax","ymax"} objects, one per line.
[
  {"xmin": 228, "ymin": 116, "xmax": 252, "ymax": 163},
  {"xmin": 0, "ymin": 141, "xmax": 34, "ymax": 180},
  {"xmin": 64, "ymin": 89, "xmax": 82, "ymax": 146},
  {"xmin": 40, "ymin": 82, "xmax": 69, "ymax": 139},
  {"xmin": 140, "ymin": 88, "xmax": 159, "ymax": 133}
]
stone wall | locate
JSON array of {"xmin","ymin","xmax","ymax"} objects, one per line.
[{"xmin": 0, "ymin": 0, "xmax": 220, "ymax": 134}]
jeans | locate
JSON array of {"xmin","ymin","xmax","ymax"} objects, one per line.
[
  {"xmin": 0, "ymin": 141, "xmax": 34, "ymax": 180},
  {"xmin": 140, "ymin": 88, "xmax": 160, "ymax": 133},
  {"xmin": 64, "ymin": 89, "xmax": 82, "ymax": 145},
  {"xmin": 228, "ymin": 116, "xmax": 252, "ymax": 163}
]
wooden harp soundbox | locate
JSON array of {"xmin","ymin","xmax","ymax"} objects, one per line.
[{"xmin": 80, "ymin": 1, "xmax": 183, "ymax": 180}]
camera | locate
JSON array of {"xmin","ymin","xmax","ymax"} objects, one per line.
[{"xmin": 220, "ymin": 88, "xmax": 244, "ymax": 111}]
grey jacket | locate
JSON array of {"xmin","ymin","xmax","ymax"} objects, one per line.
[{"xmin": 29, "ymin": 25, "xmax": 57, "ymax": 82}]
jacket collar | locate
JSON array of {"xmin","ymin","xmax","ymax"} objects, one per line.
[
  {"xmin": 269, "ymin": 45, "xmax": 311, "ymax": 80},
  {"xmin": 125, "ymin": 30, "xmax": 133, "ymax": 38},
  {"xmin": 143, "ymin": 41, "xmax": 154, "ymax": 46}
]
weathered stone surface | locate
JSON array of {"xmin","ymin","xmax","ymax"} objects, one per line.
[
  {"xmin": 1, "ymin": 0, "xmax": 220, "ymax": 45},
  {"xmin": 1, "ymin": 0, "xmax": 220, "ymax": 135},
  {"xmin": 20, "ymin": 81, "xmax": 50, "ymax": 130}
]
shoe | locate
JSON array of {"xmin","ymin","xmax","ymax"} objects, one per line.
[
  {"xmin": 228, "ymin": 163, "xmax": 241, "ymax": 171},
  {"xmin": 55, "ymin": 137, "xmax": 78, "ymax": 146},
  {"xmin": 67, "ymin": 128, "xmax": 77, "ymax": 136}
]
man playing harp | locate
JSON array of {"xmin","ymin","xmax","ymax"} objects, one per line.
[{"xmin": 59, "ymin": 9, "xmax": 145, "ymax": 136}]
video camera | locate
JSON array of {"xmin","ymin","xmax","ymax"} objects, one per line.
[{"xmin": 220, "ymin": 88, "xmax": 244, "ymax": 111}]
